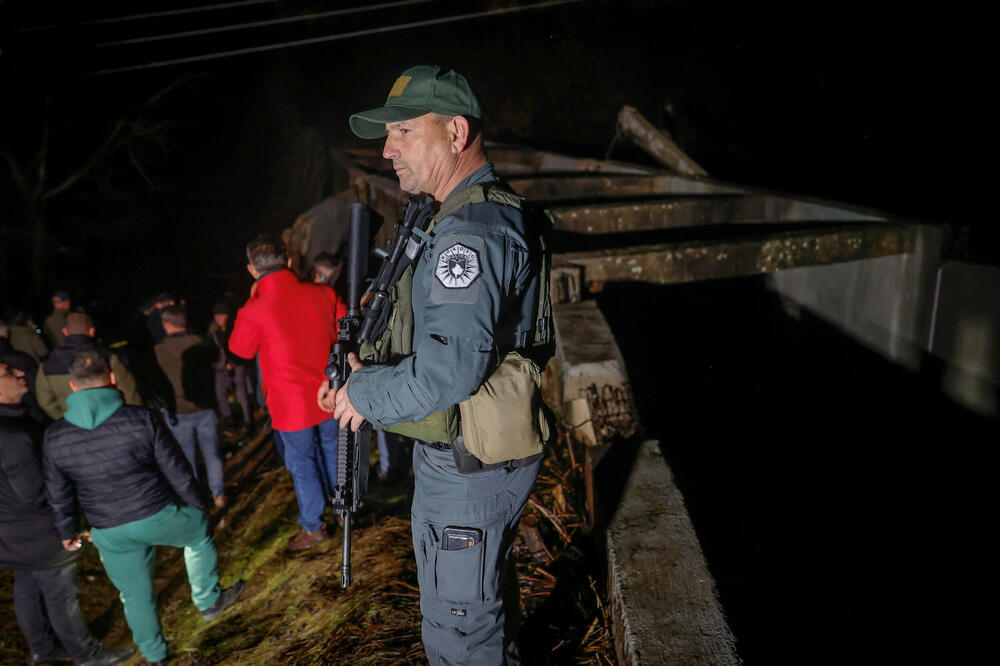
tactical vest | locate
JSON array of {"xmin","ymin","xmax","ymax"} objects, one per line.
[{"xmin": 359, "ymin": 181, "xmax": 553, "ymax": 444}]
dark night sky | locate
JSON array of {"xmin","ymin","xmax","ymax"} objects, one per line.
[{"xmin": 0, "ymin": 1, "xmax": 975, "ymax": 331}]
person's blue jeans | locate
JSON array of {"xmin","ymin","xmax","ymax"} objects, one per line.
[
  {"xmin": 377, "ymin": 430, "xmax": 391, "ymax": 477},
  {"xmin": 377, "ymin": 431, "xmax": 411, "ymax": 479},
  {"xmin": 278, "ymin": 416, "xmax": 339, "ymax": 533},
  {"xmin": 165, "ymin": 409, "xmax": 224, "ymax": 498}
]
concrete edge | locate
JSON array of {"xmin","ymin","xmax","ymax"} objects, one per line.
[{"xmin": 607, "ymin": 440, "xmax": 740, "ymax": 665}]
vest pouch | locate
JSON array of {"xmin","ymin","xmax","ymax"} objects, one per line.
[
  {"xmin": 384, "ymin": 405, "xmax": 459, "ymax": 444},
  {"xmin": 459, "ymin": 351, "xmax": 549, "ymax": 464}
]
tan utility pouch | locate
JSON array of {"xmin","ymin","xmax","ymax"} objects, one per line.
[
  {"xmin": 383, "ymin": 406, "xmax": 459, "ymax": 444},
  {"xmin": 459, "ymin": 351, "xmax": 550, "ymax": 464}
]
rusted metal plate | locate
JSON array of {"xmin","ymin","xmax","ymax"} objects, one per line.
[
  {"xmin": 549, "ymin": 195, "xmax": 749, "ymax": 233},
  {"xmin": 340, "ymin": 146, "xmax": 385, "ymax": 173},
  {"xmin": 487, "ymin": 144, "xmax": 655, "ymax": 175},
  {"xmin": 340, "ymin": 142, "xmax": 655, "ymax": 177},
  {"xmin": 557, "ymin": 223, "xmax": 918, "ymax": 286},
  {"xmin": 506, "ymin": 173, "xmax": 742, "ymax": 201},
  {"xmin": 334, "ymin": 144, "xmax": 902, "ymax": 285},
  {"xmin": 548, "ymin": 195, "xmax": 884, "ymax": 234}
]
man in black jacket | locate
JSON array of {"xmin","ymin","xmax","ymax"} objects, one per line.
[
  {"xmin": 43, "ymin": 351, "xmax": 246, "ymax": 665},
  {"xmin": 34, "ymin": 312, "xmax": 142, "ymax": 421},
  {"xmin": 1, "ymin": 360, "xmax": 135, "ymax": 666}
]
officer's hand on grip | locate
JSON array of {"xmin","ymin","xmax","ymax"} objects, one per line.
[{"xmin": 333, "ymin": 353, "xmax": 366, "ymax": 431}]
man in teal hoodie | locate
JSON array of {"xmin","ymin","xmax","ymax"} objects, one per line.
[{"xmin": 43, "ymin": 350, "xmax": 246, "ymax": 665}]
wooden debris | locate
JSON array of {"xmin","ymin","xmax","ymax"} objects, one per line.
[
  {"xmin": 519, "ymin": 524, "xmax": 554, "ymax": 563},
  {"xmin": 514, "ymin": 424, "xmax": 617, "ymax": 663},
  {"xmin": 616, "ymin": 105, "xmax": 708, "ymax": 176}
]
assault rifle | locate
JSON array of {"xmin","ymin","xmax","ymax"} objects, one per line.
[
  {"xmin": 325, "ymin": 197, "xmax": 435, "ymax": 588},
  {"xmin": 325, "ymin": 203, "xmax": 372, "ymax": 589},
  {"xmin": 358, "ymin": 194, "xmax": 436, "ymax": 345}
]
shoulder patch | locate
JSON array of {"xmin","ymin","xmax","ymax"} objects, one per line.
[
  {"xmin": 430, "ymin": 235, "xmax": 485, "ymax": 305},
  {"xmin": 435, "ymin": 242, "xmax": 481, "ymax": 289}
]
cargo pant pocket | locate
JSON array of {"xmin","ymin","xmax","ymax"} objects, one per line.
[{"xmin": 434, "ymin": 539, "xmax": 485, "ymax": 604}]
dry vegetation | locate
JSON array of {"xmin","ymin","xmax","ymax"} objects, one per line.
[{"xmin": 1, "ymin": 424, "xmax": 613, "ymax": 665}]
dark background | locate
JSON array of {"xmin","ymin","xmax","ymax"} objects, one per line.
[
  {"xmin": 1, "ymin": 1, "xmax": 991, "ymax": 662},
  {"xmin": 0, "ymin": 0, "xmax": 980, "ymax": 335}
]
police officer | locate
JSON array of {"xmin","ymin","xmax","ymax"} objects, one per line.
[{"xmin": 318, "ymin": 65, "xmax": 550, "ymax": 664}]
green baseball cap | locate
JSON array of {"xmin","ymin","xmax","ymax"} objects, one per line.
[{"xmin": 349, "ymin": 65, "xmax": 481, "ymax": 140}]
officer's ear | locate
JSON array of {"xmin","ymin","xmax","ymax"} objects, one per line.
[{"xmin": 449, "ymin": 115, "xmax": 471, "ymax": 154}]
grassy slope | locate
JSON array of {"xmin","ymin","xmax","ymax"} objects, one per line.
[{"xmin": 2, "ymin": 423, "xmax": 612, "ymax": 665}]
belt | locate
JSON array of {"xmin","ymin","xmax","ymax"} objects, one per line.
[{"xmin": 421, "ymin": 440, "xmax": 452, "ymax": 451}]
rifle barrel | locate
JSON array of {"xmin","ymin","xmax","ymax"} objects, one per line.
[
  {"xmin": 341, "ymin": 512, "xmax": 352, "ymax": 588},
  {"xmin": 346, "ymin": 203, "xmax": 369, "ymax": 317}
]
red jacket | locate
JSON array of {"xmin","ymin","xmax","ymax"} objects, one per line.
[{"xmin": 229, "ymin": 270, "xmax": 346, "ymax": 432}]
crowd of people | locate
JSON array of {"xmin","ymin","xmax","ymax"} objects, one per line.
[
  {"xmin": 2, "ymin": 65, "xmax": 551, "ymax": 665},
  {"xmin": 0, "ymin": 238, "xmax": 413, "ymax": 664},
  {"xmin": 1, "ymin": 289, "xmax": 259, "ymax": 665}
]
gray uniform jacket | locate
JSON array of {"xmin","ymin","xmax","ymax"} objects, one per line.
[{"xmin": 348, "ymin": 163, "xmax": 542, "ymax": 428}]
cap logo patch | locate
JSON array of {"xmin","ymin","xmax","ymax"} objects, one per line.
[
  {"xmin": 388, "ymin": 76, "xmax": 412, "ymax": 98},
  {"xmin": 435, "ymin": 243, "xmax": 480, "ymax": 289}
]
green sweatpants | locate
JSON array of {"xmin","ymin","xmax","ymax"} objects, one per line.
[{"xmin": 91, "ymin": 503, "xmax": 221, "ymax": 662}]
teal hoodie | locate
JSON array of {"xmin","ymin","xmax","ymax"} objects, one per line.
[{"xmin": 64, "ymin": 387, "xmax": 124, "ymax": 430}]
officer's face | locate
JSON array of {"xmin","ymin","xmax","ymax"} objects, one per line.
[{"xmin": 383, "ymin": 114, "xmax": 454, "ymax": 198}]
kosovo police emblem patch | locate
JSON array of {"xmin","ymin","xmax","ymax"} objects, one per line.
[{"xmin": 435, "ymin": 243, "xmax": 480, "ymax": 289}]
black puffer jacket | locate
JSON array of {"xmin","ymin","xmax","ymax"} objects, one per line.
[
  {"xmin": 43, "ymin": 395, "xmax": 206, "ymax": 540},
  {"xmin": 0, "ymin": 402, "xmax": 76, "ymax": 569}
]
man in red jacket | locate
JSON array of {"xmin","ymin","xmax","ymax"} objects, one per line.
[{"xmin": 229, "ymin": 235, "xmax": 346, "ymax": 550}]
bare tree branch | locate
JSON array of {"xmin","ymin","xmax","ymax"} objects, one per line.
[
  {"xmin": 126, "ymin": 144, "xmax": 154, "ymax": 189},
  {"xmin": 0, "ymin": 139, "xmax": 31, "ymax": 196},
  {"xmin": 31, "ymin": 92, "xmax": 53, "ymax": 192},
  {"xmin": 40, "ymin": 76, "xmax": 191, "ymax": 201},
  {"xmin": 42, "ymin": 115, "xmax": 128, "ymax": 201}
]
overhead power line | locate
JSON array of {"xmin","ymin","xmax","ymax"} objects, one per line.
[
  {"xmin": 96, "ymin": 0, "xmax": 439, "ymax": 48},
  {"xmin": 20, "ymin": 0, "xmax": 279, "ymax": 31},
  {"xmin": 87, "ymin": 0, "xmax": 584, "ymax": 76}
]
